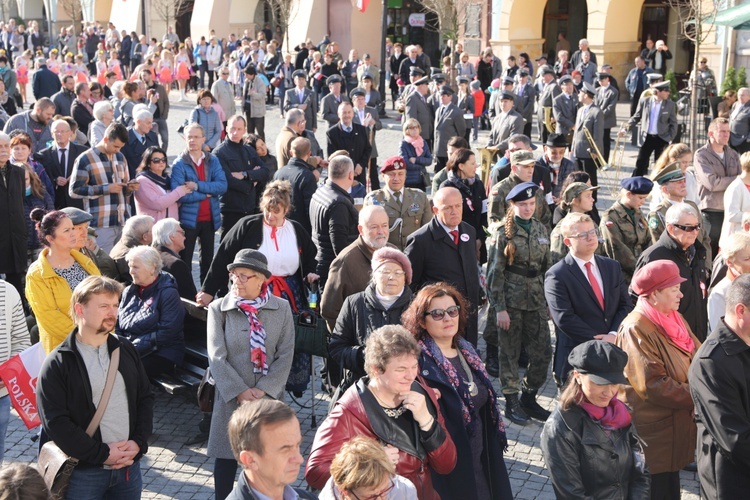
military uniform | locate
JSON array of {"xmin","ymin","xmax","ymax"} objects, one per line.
[
  {"xmin": 647, "ymin": 199, "xmax": 712, "ymax": 270},
  {"xmin": 600, "ymin": 201, "xmax": 650, "ymax": 282},
  {"xmin": 363, "ymin": 188, "xmax": 432, "ymax": 250},
  {"xmin": 488, "ymin": 173, "xmax": 551, "ymax": 228}
]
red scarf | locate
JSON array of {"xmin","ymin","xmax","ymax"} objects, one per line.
[
  {"xmin": 404, "ymin": 134, "xmax": 424, "ymax": 156},
  {"xmin": 579, "ymin": 396, "xmax": 632, "ymax": 430},
  {"xmin": 637, "ymin": 296, "xmax": 695, "ymax": 353}
]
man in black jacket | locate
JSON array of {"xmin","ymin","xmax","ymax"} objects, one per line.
[
  {"xmin": 326, "ymin": 102, "xmax": 371, "ymax": 185},
  {"xmin": 214, "ymin": 115, "xmax": 268, "ymax": 237},
  {"xmin": 51, "ymin": 75, "xmax": 75, "ymax": 117},
  {"xmin": 35, "ymin": 118, "xmax": 87, "ymax": 209},
  {"xmin": 274, "ymin": 137, "xmax": 318, "ymax": 234},
  {"xmin": 31, "ymin": 57, "xmax": 61, "ymax": 100},
  {"xmin": 71, "ymin": 82, "xmax": 95, "ymax": 136},
  {"xmin": 634, "ymin": 202, "xmax": 708, "ymax": 341},
  {"xmin": 37, "ymin": 276, "xmax": 154, "ymax": 498},
  {"xmin": 121, "ymin": 108, "xmax": 159, "ymax": 179}
]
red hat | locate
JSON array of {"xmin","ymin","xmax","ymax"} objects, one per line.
[
  {"xmin": 380, "ymin": 156, "xmax": 407, "ymax": 174},
  {"xmin": 631, "ymin": 260, "xmax": 687, "ymax": 296}
]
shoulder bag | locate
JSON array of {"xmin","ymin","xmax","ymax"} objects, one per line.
[{"xmin": 38, "ymin": 347, "xmax": 121, "ymax": 499}]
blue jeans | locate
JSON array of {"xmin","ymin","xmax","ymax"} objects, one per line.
[
  {"xmin": 0, "ymin": 395, "xmax": 10, "ymax": 463},
  {"xmin": 65, "ymin": 461, "xmax": 142, "ymax": 500}
]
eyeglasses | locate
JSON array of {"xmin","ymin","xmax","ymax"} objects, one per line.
[
  {"xmin": 151, "ymin": 157, "xmax": 167, "ymax": 164},
  {"xmin": 567, "ymin": 228, "xmax": 599, "ymax": 240},
  {"xmin": 673, "ymin": 223, "xmax": 701, "ymax": 232},
  {"xmin": 376, "ymin": 269, "xmax": 405, "ymax": 278},
  {"xmin": 425, "ymin": 305, "xmax": 460, "ymax": 321},
  {"xmin": 351, "ymin": 478, "xmax": 396, "ymax": 500},
  {"xmin": 230, "ymin": 272, "xmax": 260, "ymax": 283}
]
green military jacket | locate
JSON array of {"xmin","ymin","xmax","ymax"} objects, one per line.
[
  {"xmin": 600, "ymin": 201, "xmax": 650, "ymax": 282},
  {"xmin": 646, "ymin": 198, "xmax": 712, "ymax": 270},
  {"xmin": 487, "ymin": 173, "xmax": 551, "ymax": 228},
  {"xmin": 363, "ymin": 188, "xmax": 432, "ymax": 250},
  {"xmin": 486, "ymin": 218, "xmax": 550, "ymax": 312}
]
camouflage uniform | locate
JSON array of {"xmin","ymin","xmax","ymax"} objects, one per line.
[
  {"xmin": 600, "ymin": 201, "xmax": 650, "ymax": 283},
  {"xmin": 363, "ymin": 188, "xmax": 432, "ymax": 250},
  {"xmin": 486, "ymin": 218, "xmax": 552, "ymax": 395},
  {"xmin": 488, "ymin": 173, "xmax": 551, "ymax": 228},
  {"xmin": 647, "ymin": 199, "xmax": 712, "ymax": 271}
]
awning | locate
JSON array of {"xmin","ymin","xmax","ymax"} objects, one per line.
[{"xmin": 713, "ymin": 2, "xmax": 750, "ymax": 30}]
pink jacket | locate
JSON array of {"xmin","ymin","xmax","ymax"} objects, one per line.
[{"xmin": 133, "ymin": 175, "xmax": 189, "ymax": 222}]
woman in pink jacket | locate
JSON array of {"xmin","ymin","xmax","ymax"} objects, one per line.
[{"xmin": 134, "ymin": 146, "xmax": 193, "ymax": 221}]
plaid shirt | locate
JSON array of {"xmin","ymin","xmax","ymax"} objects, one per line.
[{"xmin": 69, "ymin": 146, "xmax": 130, "ymax": 228}]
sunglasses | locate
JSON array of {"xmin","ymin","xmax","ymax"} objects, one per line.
[
  {"xmin": 151, "ymin": 157, "xmax": 167, "ymax": 164},
  {"xmin": 425, "ymin": 305, "xmax": 460, "ymax": 321},
  {"xmin": 673, "ymin": 223, "xmax": 701, "ymax": 232}
]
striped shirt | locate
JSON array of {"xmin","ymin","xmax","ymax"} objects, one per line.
[
  {"xmin": 69, "ymin": 146, "xmax": 131, "ymax": 228},
  {"xmin": 0, "ymin": 281, "xmax": 31, "ymax": 397}
]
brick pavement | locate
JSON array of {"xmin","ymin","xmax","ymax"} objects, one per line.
[{"xmin": 2, "ymin": 89, "xmax": 701, "ymax": 498}]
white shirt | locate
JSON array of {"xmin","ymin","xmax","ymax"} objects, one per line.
[
  {"xmin": 571, "ymin": 253, "xmax": 603, "ymax": 296},
  {"xmin": 258, "ymin": 220, "xmax": 300, "ymax": 277},
  {"xmin": 648, "ymin": 100, "xmax": 661, "ymax": 135},
  {"xmin": 437, "ymin": 218, "xmax": 459, "ymax": 237},
  {"xmin": 708, "ymin": 275, "xmax": 733, "ymax": 333}
]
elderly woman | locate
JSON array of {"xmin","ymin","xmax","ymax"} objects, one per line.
[
  {"xmin": 306, "ymin": 325, "xmax": 457, "ymax": 499},
  {"xmin": 455, "ymin": 52, "xmax": 476, "ymax": 80},
  {"xmin": 319, "ymin": 436, "xmax": 418, "ymax": 500},
  {"xmin": 116, "ymin": 246, "xmax": 184, "ymax": 378},
  {"xmin": 190, "ymin": 89, "xmax": 223, "ymax": 151},
  {"xmin": 708, "ymin": 232, "xmax": 750, "ymax": 333},
  {"xmin": 550, "ymin": 182, "xmax": 600, "ymax": 264},
  {"xmin": 207, "ymin": 249, "xmax": 295, "ymax": 500},
  {"xmin": 330, "ymin": 248, "xmax": 414, "ymax": 385},
  {"xmin": 26, "ymin": 210, "xmax": 100, "ymax": 353},
  {"xmin": 109, "ymin": 214, "xmax": 154, "ymax": 284},
  {"xmin": 403, "ymin": 283, "xmax": 512, "ymax": 499},
  {"xmin": 134, "ymin": 146, "xmax": 191, "ymax": 221},
  {"xmin": 616, "ymin": 260, "xmax": 701, "ymax": 500},
  {"xmin": 88, "ymin": 100, "xmax": 114, "ymax": 145},
  {"xmin": 399, "ymin": 118, "xmax": 432, "ymax": 190},
  {"xmin": 541, "ymin": 340, "xmax": 650, "ymax": 498}
]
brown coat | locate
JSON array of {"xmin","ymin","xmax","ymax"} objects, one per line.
[
  {"xmin": 616, "ymin": 310, "xmax": 701, "ymax": 474},
  {"xmin": 275, "ymin": 125, "xmax": 321, "ymax": 171}
]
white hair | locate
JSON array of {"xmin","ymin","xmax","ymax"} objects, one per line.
[
  {"xmin": 665, "ymin": 202, "xmax": 698, "ymax": 225},
  {"xmin": 358, "ymin": 204, "xmax": 387, "ymax": 227},
  {"xmin": 93, "ymin": 100, "xmax": 113, "ymax": 121},
  {"xmin": 151, "ymin": 218, "xmax": 182, "ymax": 248},
  {"xmin": 111, "ymin": 81, "xmax": 125, "ymax": 98},
  {"xmin": 125, "ymin": 245, "xmax": 163, "ymax": 274},
  {"xmin": 133, "ymin": 108, "xmax": 153, "ymax": 122},
  {"xmin": 122, "ymin": 215, "xmax": 155, "ymax": 246}
]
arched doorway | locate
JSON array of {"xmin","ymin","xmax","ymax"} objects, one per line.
[{"xmin": 542, "ymin": 0, "xmax": 588, "ymax": 60}]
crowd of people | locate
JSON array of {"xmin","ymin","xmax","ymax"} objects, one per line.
[{"xmin": 1, "ymin": 19, "xmax": 750, "ymax": 500}]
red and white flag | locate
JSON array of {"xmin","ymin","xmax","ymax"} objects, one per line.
[
  {"xmin": 0, "ymin": 343, "xmax": 46, "ymax": 429},
  {"xmin": 357, "ymin": 0, "xmax": 370, "ymax": 13}
]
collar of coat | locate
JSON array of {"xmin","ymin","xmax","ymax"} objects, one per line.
[
  {"xmin": 707, "ymin": 320, "xmax": 750, "ymax": 357},
  {"xmin": 218, "ymin": 292, "xmax": 282, "ymax": 313}
]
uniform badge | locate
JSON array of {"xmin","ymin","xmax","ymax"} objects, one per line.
[
  {"xmin": 467, "ymin": 198, "xmax": 475, "ymax": 211},
  {"xmin": 538, "ymin": 237, "xmax": 549, "ymax": 245},
  {"xmin": 422, "ymin": 369, "xmax": 429, "ymax": 376},
  {"xmin": 648, "ymin": 217, "xmax": 659, "ymax": 229},
  {"xmin": 460, "ymin": 233, "xmax": 471, "ymax": 242},
  {"xmin": 409, "ymin": 203, "xmax": 420, "ymax": 211}
]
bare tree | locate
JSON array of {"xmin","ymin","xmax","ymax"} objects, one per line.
[
  {"xmin": 0, "ymin": 0, "xmax": 13, "ymax": 25},
  {"xmin": 421, "ymin": 0, "xmax": 469, "ymax": 77},
  {"xmin": 57, "ymin": 0, "xmax": 83, "ymax": 36},
  {"xmin": 667, "ymin": 0, "xmax": 719, "ymax": 151},
  {"xmin": 151, "ymin": 0, "xmax": 191, "ymax": 36},
  {"xmin": 265, "ymin": 0, "xmax": 300, "ymax": 51}
]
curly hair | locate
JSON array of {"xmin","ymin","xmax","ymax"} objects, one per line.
[
  {"xmin": 363, "ymin": 325, "xmax": 420, "ymax": 377},
  {"xmin": 402, "ymin": 282, "xmax": 469, "ymax": 347}
]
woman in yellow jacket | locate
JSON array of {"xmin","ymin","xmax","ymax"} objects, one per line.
[{"xmin": 26, "ymin": 210, "xmax": 100, "ymax": 353}]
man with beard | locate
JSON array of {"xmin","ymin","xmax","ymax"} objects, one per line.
[
  {"xmin": 36, "ymin": 276, "xmax": 154, "ymax": 499},
  {"xmin": 51, "ymin": 75, "xmax": 76, "ymax": 117},
  {"xmin": 3, "ymin": 97, "xmax": 55, "ymax": 153}
]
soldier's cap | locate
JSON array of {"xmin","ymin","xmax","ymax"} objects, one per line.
[
  {"xmin": 653, "ymin": 81, "xmax": 671, "ymax": 92},
  {"xmin": 535, "ymin": 55, "xmax": 548, "ymax": 62},
  {"xmin": 431, "ymin": 73, "xmax": 447, "ymax": 83},
  {"xmin": 456, "ymin": 75, "xmax": 470, "ymax": 85},
  {"xmin": 632, "ymin": 260, "xmax": 686, "ymax": 297},
  {"xmin": 546, "ymin": 133, "xmax": 569, "ymax": 148},
  {"xmin": 409, "ymin": 66, "xmax": 425, "ymax": 76},
  {"xmin": 438, "ymin": 85, "xmax": 454, "ymax": 96},
  {"xmin": 518, "ymin": 68, "xmax": 530, "ymax": 77},
  {"xmin": 652, "ymin": 160, "xmax": 685, "ymax": 185},
  {"xmin": 500, "ymin": 92, "xmax": 515, "ymax": 101},
  {"xmin": 87, "ymin": 226, "xmax": 98, "ymax": 237},
  {"xmin": 363, "ymin": 53, "xmax": 371, "ymax": 59},
  {"xmin": 540, "ymin": 66, "xmax": 555, "ymax": 76},
  {"xmin": 647, "ymin": 73, "xmax": 663, "ymax": 83},
  {"xmin": 511, "ymin": 150, "xmax": 536, "ymax": 166},
  {"xmin": 581, "ymin": 81, "xmax": 597, "ymax": 96},
  {"xmin": 568, "ymin": 340, "xmax": 629, "ymax": 385},
  {"xmin": 558, "ymin": 75, "xmax": 572, "ymax": 85},
  {"xmin": 326, "ymin": 74, "xmax": 342, "ymax": 86},
  {"xmin": 413, "ymin": 76, "xmax": 429, "ymax": 86},
  {"xmin": 505, "ymin": 181, "xmax": 539, "ymax": 202},
  {"xmin": 620, "ymin": 176, "xmax": 654, "ymax": 194},
  {"xmin": 430, "ymin": 67, "xmax": 442, "ymax": 76},
  {"xmin": 380, "ymin": 156, "xmax": 407, "ymax": 174},
  {"xmin": 329, "ymin": 150, "xmax": 350, "ymax": 160},
  {"xmin": 596, "ymin": 72, "xmax": 610, "ymax": 80},
  {"xmin": 361, "ymin": 72, "xmax": 374, "ymax": 81},
  {"xmin": 563, "ymin": 182, "xmax": 599, "ymax": 204},
  {"xmin": 60, "ymin": 207, "xmax": 94, "ymax": 225},
  {"xmin": 601, "ymin": 64, "xmax": 613, "ymax": 70},
  {"xmin": 292, "ymin": 69, "xmax": 307, "ymax": 79},
  {"xmin": 349, "ymin": 87, "xmax": 366, "ymax": 99}
]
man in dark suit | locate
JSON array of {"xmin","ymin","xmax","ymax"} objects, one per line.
[
  {"xmin": 571, "ymin": 82, "xmax": 605, "ymax": 195},
  {"xmin": 34, "ymin": 118, "xmax": 86, "ymax": 210},
  {"xmin": 536, "ymin": 67, "xmax": 561, "ymax": 143},
  {"xmin": 552, "ymin": 75, "xmax": 578, "ymax": 139},
  {"xmin": 283, "ymin": 70, "xmax": 317, "ymax": 132},
  {"xmin": 31, "ymin": 57, "xmax": 61, "ymax": 100},
  {"xmin": 319, "ymin": 75, "xmax": 350, "ymax": 128},
  {"xmin": 351, "ymin": 87, "xmax": 382, "ymax": 190},
  {"xmin": 405, "ymin": 186, "xmax": 480, "ymax": 345},
  {"xmin": 326, "ymin": 101, "xmax": 371, "ymax": 186},
  {"xmin": 433, "ymin": 85, "xmax": 466, "ymax": 173},
  {"xmin": 403, "ymin": 76, "xmax": 433, "ymax": 148},
  {"xmin": 627, "ymin": 80, "xmax": 678, "ymax": 177},
  {"xmin": 545, "ymin": 212, "xmax": 632, "ymax": 386},
  {"xmin": 121, "ymin": 108, "xmax": 159, "ymax": 179},
  {"xmin": 729, "ymin": 87, "xmax": 750, "ymax": 154},
  {"xmin": 515, "ymin": 69, "xmax": 536, "ymax": 137},
  {"xmin": 487, "ymin": 92, "xmax": 525, "ymax": 150},
  {"xmin": 274, "ymin": 137, "xmax": 318, "ymax": 234}
]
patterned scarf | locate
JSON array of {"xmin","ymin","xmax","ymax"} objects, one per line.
[
  {"xmin": 419, "ymin": 335, "xmax": 506, "ymax": 447},
  {"xmin": 235, "ymin": 284, "xmax": 270, "ymax": 374}
]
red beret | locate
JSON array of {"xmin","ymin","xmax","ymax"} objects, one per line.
[
  {"xmin": 631, "ymin": 260, "xmax": 686, "ymax": 296},
  {"xmin": 380, "ymin": 156, "xmax": 407, "ymax": 174}
]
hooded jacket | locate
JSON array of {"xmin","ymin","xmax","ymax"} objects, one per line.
[{"xmin": 170, "ymin": 150, "xmax": 227, "ymax": 230}]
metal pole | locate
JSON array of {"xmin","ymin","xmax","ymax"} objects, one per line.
[{"xmin": 380, "ymin": 0, "xmax": 388, "ymax": 108}]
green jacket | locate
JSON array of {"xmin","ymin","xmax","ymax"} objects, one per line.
[{"xmin": 600, "ymin": 201, "xmax": 650, "ymax": 282}]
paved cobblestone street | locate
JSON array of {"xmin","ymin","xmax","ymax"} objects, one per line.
[{"xmin": 3, "ymin": 89, "xmax": 701, "ymax": 498}]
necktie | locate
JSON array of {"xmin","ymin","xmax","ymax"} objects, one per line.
[
  {"xmin": 450, "ymin": 230, "xmax": 459, "ymax": 245},
  {"xmin": 393, "ymin": 190, "xmax": 401, "ymax": 204},
  {"xmin": 344, "ymin": 126, "xmax": 351, "ymax": 133},
  {"xmin": 585, "ymin": 262, "xmax": 605, "ymax": 310},
  {"xmin": 141, "ymin": 136, "xmax": 146, "ymax": 145},
  {"xmin": 59, "ymin": 148, "xmax": 67, "ymax": 176}
]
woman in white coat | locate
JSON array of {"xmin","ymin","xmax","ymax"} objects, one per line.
[{"xmin": 720, "ymin": 152, "xmax": 750, "ymax": 249}]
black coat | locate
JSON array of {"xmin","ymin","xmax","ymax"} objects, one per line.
[
  {"xmin": 35, "ymin": 142, "xmax": 87, "ymax": 210},
  {"xmin": 326, "ymin": 122, "xmax": 372, "ymax": 185},
  {"xmin": 329, "ymin": 284, "xmax": 413, "ymax": 378},
  {"xmin": 159, "ymin": 246, "xmax": 197, "ymax": 300},
  {"xmin": 273, "ymin": 157, "xmax": 318, "ymax": 235},
  {"xmin": 0, "ymin": 162, "xmax": 27, "ymax": 273},
  {"xmin": 121, "ymin": 127, "xmax": 159, "ymax": 179},
  {"xmin": 31, "ymin": 65, "xmax": 61, "ymax": 100},
  {"xmin": 201, "ymin": 213, "xmax": 317, "ymax": 299},
  {"xmin": 213, "ymin": 139, "xmax": 268, "ymax": 215},
  {"xmin": 309, "ymin": 181, "xmax": 359, "ymax": 283},
  {"xmin": 634, "ymin": 230, "xmax": 708, "ymax": 341},
  {"xmin": 440, "ymin": 174, "xmax": 488, "ymax": 263},
  {"xmin": 71, "ymin": 98, "xmax": 94, "ymax": 137},
  {"xmin": 689, "ymin": 320, "xmax": 750, "ymax": 499}
]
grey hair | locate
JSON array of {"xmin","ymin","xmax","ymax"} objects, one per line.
[
  {"xmin": 132, "ymin": 103, "xmax": 149, "ymax": 116},
  {"xmin": 507, "ymin": 134, "xmax": 531, "ymax": 148},
  {"xmin": 125, "ymin": 245, "xmax": 163, "ymax": 274},
  {"xmin": 285, "ymin": 109, "xmax": 304, "ymax": 127},
  {"xmin": 0, "ymin": 132, "xmax": 10, "ymax": 143},
  {"xmin": 665, "ymin": 202, "xmax": 698, "ymax": 225},
  {"xmin": 726, "ymin": 274, "xmax": 750, "ymax": 317},
  {"xmin": 358, "ymin": 204, "xmax": 387, "ymax": 227},
  {"xmin": 329, "ymin": 155, "xmax": 353, "ymax": 180},
  {"xmin": 151, "ymin": 218, "xmax": 182, "ymax": 248},
  {"xmin": 133, "ymin": 108, "xmax": 153, "ymax": 122},
  {"xmin": 92, "ymin": 100, "xmax": 113, "ymax": 121},
  {"xmin": 121, "ymin": 215, "xmax": 155, "ymax": 246},
  {"xmin": 111, "ymin": 80, "xmax": 125, "ymax": 97},
  {"xmin": 184, "ymin": 123, "xmax": 205, "ymax": 137}
]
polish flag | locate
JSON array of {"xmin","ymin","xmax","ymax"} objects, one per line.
[
  {"xmin": 0, "ymin": 343, "xmax": 46, "ymax": 429},
  {"xmin": 357, "ymin": 0, "xmax": 370, "ymax": 13}
]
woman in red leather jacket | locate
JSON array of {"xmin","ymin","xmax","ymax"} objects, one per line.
[{"xmin": 305, "ymin": 325, "xmax": 457, "ymax": 499}]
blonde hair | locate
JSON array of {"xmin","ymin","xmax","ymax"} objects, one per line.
[
  {"xmin": 741, "ymin": 151, "xmax": 750, "ymax": 173},
  {"xmin": 402, "ymin": 117, "xmax": 421, "ymax": 135},
  {"xmin": 725, "ymin": 232, "xmax": 750, "ymax": 263},
  {"xmin": 259, "ymin": 180, "xmax": 292, "ymax": 213},
  {"xmin": 503, "ymin": 207, "xmax": 517, "ymax": 265},
  {"xmin": 330, "ymin": 436, "xmax": 395, "ymax": 492},
  {"xmin": 559, "ymin": 213, "xmax": 594, "ymax": 238},
  {"xmin": 69, "ymin": 276, "xmax": 123, "ymax": 322},
  {"xmin": 652, "ymin": 143, "xmax": 691, "ymax": 174}
]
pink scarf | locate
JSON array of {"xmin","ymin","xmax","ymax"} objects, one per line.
[
  {"xmin": 404, "ymin": 134, "xmax": 424, "ymax": 157},
  {"xmin": 637, "ymin": 296, "xmax": 695, "ymax": 353},
  {"xmin": 579, "ymin": 396, "xmax": 632, "ymax": 430}
]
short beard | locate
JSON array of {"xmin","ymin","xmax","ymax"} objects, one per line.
[{"xmin": 363, "ymin": 235, "xmax": 387, "ymax": 250}]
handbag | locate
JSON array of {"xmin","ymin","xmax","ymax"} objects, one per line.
[
  {"xmin": 38, "ymin": 347, "xmax": 121, "ymax": 498},
  {"xmin": 197, "ymin": 367, "xmax": 215, "ymax": 413},
  {"xmin": 270, "ymin": 77, "xmax": 281, "ymax": 88},
  {"xmin": 294, "ymin": 309, "xmax": 329, "ymax": 358}
]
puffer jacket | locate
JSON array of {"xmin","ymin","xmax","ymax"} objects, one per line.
[
  {"xmin": 189, "ymin": 105, "xmax": 223, "ymax": 149},
  {"xmin": 170, "ymin": 150, "xmax": 227, "ymax": 230},
  {"xmin": 116, "ymin": 272, "xmax": 185, "ymax": 365},
  {"xmin": 329, "ymin": 284, "xmax": 414, "ymax": 378},
  {"xmin": 306, "ymin": 377, "xmax": 457, "ymax": 499},
  {"xmin": 309, "ymin": 180, "xmax": 359, "ymax": 280},
  {"xmin": 540, "ymin": 405, "xmax": 651, "ymax": 499}
]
